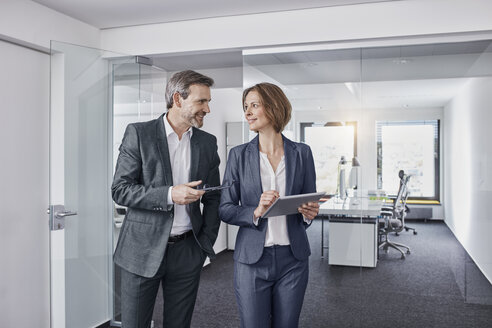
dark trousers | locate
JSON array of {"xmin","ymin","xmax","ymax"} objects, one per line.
[
  {"xmin": 234, "ymin": 245, "xmax": 309, "ymax": 328},
  {"xmin": 120, "ymin": 236, "xmax": 206, "ymax": 328}
]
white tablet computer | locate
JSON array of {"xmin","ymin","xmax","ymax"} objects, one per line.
[{"xmin": 261, "ymin": 192, "xmax": 326, "ymax": 218}]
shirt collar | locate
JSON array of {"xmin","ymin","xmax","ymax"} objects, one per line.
[{"xmin": 163, "ymin": 112, "xmax": 193, "ymax": 139}]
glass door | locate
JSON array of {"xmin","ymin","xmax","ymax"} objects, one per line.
[{"xmin": 49, "ymin": 41, "xmax": 134, "ymax": 328}]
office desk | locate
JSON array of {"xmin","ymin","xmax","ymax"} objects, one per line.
[{"xmin": 319, "ymin": 197, "xmax": 384, "ymax": 268}]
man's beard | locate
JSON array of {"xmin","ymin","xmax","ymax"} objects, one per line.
[
  {"xmin": 182, "ymin": 111, "xmax": 204, "ymax": 128},
  {"xmin": 190, "ymin": 116, "xmax": 203, "ymax": 128}
]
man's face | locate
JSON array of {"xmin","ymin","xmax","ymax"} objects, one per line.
[{"xmin": 178, "ymin": 84, "xmax": 211, "ymax": 128}]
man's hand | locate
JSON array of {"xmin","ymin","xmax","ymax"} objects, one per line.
[
  {"xmin": 298, "ymin": 201, "xmax": 320, "ymax": 220},
  {"xmin": 254, "ymin": 190, "xmax": 280, "ymax": 219},
  {"xmin": 172, "ymin": 180, "xmax": 205, "ymax": 205}
]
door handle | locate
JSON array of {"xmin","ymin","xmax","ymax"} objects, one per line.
[
  {"xmin": 55, "ymin": 210, "xmax": 78, "ymax": 218},
  {"xmin": 48, "ymin": 205, "xmax": 78, "ymax": 231}
]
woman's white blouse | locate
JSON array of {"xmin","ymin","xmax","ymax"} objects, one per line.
[{"xmin": 258, "ymin": 151, "xmax": 290, "ymax": 246}]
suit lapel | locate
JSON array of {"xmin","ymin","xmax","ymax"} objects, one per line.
[
  {"xmin": 283, "ymin": 135, "xmax": 297, "ymax": 196},
  {"xmin": 156, "ymin": 114, "xmax": 173, "ymax": 185},
  {"xmin": 247, "ymin": 136, "xmax": 263, "ymax": 200},
  {"xmin": 189, "ymin": 128, "xmax": 201, "ymax": 182}
]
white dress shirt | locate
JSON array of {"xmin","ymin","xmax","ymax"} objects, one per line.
[
  {"xmin": 258, "ymin": 151, "xmax": 290, "ymax": 246},
  {"xmin": 163, "ymin": 114, "xmax": 193, "ymax": 236}
]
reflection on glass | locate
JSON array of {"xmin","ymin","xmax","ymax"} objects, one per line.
[{"xmin": 305, "ymin": 125, "xmax": 354, "ymax": 194}]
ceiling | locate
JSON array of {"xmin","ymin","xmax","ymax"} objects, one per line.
[
  {"xmin": 42, "ymin": 0, "xmax": 489, "ymax": 112},
  {"xmin": 150, "ymin": 39, "xmax": 492, "ymax": 75},
  {"xmin": 147, "ymin": 40, "xmax": 492, "ymax": 110},
  {"xmin": 32, "ymin": 0, "xmax": 397, "ymax": 29},
  {"xmin": 251, "ymin": 45, "xmax": 492, "ymax": 110},
  {"xmin": 285, "ymin": 79, "xmax": 469, "ymax": 111}
]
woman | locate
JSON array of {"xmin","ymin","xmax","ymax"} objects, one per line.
[{"xmin": 219, "ymin": 82, "xmax": 320, "ymax": 328}]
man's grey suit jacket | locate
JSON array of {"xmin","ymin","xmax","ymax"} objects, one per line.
[{"xmin": 112, "ymin": 114, "xmax": 221, "ymax": 278}]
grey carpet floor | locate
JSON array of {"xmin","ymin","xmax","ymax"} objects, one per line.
[{"xmin": 151, "ymin": 221, "xmax": 492, "ymax": 328}]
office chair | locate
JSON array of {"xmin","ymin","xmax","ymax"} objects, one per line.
[
  {"xmin": 394, "ymin": 173, "xmax": 417, "ymax": 236},
  {"xmin": 397, "ymin": 213, "xmax": 417, "ymax": 235},
  {"xmin": 379, "ymin": 170, "xmax": 411, "ymax": 259}
]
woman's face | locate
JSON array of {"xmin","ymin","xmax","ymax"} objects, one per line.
[{"xmin": 243, "ymin": 91, "xmax": 271, "ymax": 132}]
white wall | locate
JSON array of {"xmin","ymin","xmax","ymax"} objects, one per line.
[
  {"xmin": 293, "ymin": 106, "xmax": 444, "ymax": 219},
  {"xmin": 0, "ymin": 40, "xmax": 50, "ymax": 328},
  {"xmin": 444, "ymin": 77, "xmax": 492, "ymax": 283},
  {"xmin": 0, "ymin": 3, "xmax": 103, "ymax": 326},
  {"xmin": 101, "ymin": 0, "xmax": 492, "ymax": 56},
  {"xmin": 0, "ymin": 0, "xmax": 100, "ymax": 51}
]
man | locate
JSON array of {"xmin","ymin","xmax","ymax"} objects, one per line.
[{"xmin": 112, "ymin": 70, "xmax": 220, "ymax": 328}]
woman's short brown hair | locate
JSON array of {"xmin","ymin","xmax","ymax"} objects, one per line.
[{"xmin": 242, "ymin": 83, "xmax": 292, "ymax": 133}]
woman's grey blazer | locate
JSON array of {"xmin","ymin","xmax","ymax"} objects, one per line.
[{"xmin": 219, "ymin": 135, "xmax": 317, "ymax": 264}]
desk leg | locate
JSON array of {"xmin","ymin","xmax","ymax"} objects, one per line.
[
  {"xmin": 321, "ymin": 215, "xmax": 324, "ymax": 258},
  {"xmin": 321, "ymin": 215, "xmax": 330, "ymax": 259}
]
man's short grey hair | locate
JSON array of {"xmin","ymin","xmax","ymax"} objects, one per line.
[{"xmin": 165, "ymin": 70, "xmax": 215, "ymax": 109}]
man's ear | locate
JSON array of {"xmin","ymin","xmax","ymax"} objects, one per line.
[{"xmin": 173, "ymin": 92, "xmax": 181, "ymax": 108}]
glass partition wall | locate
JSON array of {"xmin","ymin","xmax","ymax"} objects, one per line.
[
  {"xmin": 243, "ymin": 39, "xmax": 492, "ymax": 327},
  {"xmin": 49, "ymin": 39, "xmax": 491, "ymax": 327},
  {"xmin": 112, "ymin": 61, "xmax": 166, "ymax": 324},
  {"xmin": 359, "ymin": 40, "xmax": 492, "ymax": 327},
  {"xmin": 243, "ymin": 48, "xmax": 367, "ymax": 327}
]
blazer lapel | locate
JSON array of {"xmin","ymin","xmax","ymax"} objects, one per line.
[
  {"xmin": 189, "ymin": 128, "xmax": 200, "ymax": 182},
  {"xmin": 156, "ymin": 114, "xmax": 173, "ymax": 185},
  {"xmin": 283, "ymin": 135, "xmax": 297, "ymax": 196},
  {"xmin": 247, "ymin": 136, "xmax": 263, "ymax": 200}
]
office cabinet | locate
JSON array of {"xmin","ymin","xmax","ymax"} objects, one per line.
[{"xmin": 328, "ymin": 219, "xmax": 378, "ymax": 268}]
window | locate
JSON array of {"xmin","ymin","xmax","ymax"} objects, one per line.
[
  {"xmin": 301, "ymin": 122, "xmax": 357, "ymax": 195},
  {"xmin": 377, "ymin": 120, "xmax": 440, "ymax": 202}
]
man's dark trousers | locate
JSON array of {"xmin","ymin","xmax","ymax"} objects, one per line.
[{"xmin": 120, "ymin": 235, "xmax": 206, "ymax": 328}]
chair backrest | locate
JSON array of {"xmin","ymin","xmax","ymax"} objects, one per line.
[
  {"xmin": 379, "ymin": 170, "xmax": 412, "ymax": 233},
  {"xmin": 393, "ymin": 170, "xmax": 411, "ymax": 223}
]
